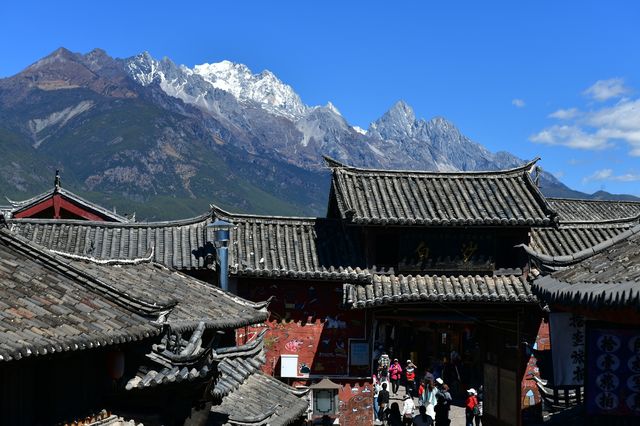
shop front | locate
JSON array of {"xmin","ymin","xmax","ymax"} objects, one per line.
[{"xmin": 343, "ymin": 273, "xmax": 544, "ymax": 426}]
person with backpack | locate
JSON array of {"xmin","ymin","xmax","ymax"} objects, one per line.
[
  {"xmin": 389, "ymin": 358, "xmax": 403, "ymax": 395},
  {"xmin": 434, "ymin": 379, "xmax": 452, "ymax": 426},
  {"xmin": 378, "ymin": 353, "xmax": 391, "ymax": 386},
  {"xmin": 378, "ymin": 382, "xmax": 390, "ymax": 422},
  {"xmin": 465, "ymin": 388, "xmax": 479, "ymax": 426}
]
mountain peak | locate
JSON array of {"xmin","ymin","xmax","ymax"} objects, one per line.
[
  {"xmin": 48, "ymin": 47, "xmax": 76, "ymax": 59},
  {"xmin": 26, "ymin": 47, "xmax": 77, "ymax": 71},
  {"xmin": 386, "ymin": 100, "xmax": 416, "ymax": 123},
  {"xmin": 191, "ymin": 59, "xmax": 307, "ymax": 119},
  {"xmin": 367, "ymin": 100, "xmax": 417, "ymax": 139}
]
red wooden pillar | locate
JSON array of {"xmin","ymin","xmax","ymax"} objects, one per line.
[{"xmin": 53, "ymin": 194, "xmax": 61, "ymax": 219}]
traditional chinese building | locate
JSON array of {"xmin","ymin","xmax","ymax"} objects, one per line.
[
  {"xmin": 0, "ymin": 226, "xmax": 307, "ymax": 425},
  {"xmin": 1, "ymin": 170, "xmax": 130, "ymax": 222},
  {"xmin": 5, "ymin": 157, "xmax": 557, "ymax": 425},
  {"xmin": 522, "ymin": 199, "xmax": 640, "ymax": 425}
]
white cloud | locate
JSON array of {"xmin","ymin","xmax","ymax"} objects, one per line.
[
  {"xmin": 583, "ymin": 168, "xmax": 640, "ymax": 183},
  {"xmin": 549, "ymin": 108, "xmax": 579, "ymax": 120},
  {"xmin": 529, "ymin": 125, "xmax": 611, "ymax": 150},
  {"xmin": 532, "ymin": 92, "xmax": 640, "ymax": 156},
  {"xmin": 586, "ymin": 99, "xmax": 640, "ymax": 156},
  {"xmin": 583, "ymin": 168, "xmax": 613, "ymax": 182},
  {"xmin": 583, "ymin": 78, "xmax": 630, "ymax": 101},
  {"xmin": 512, "ymin": 98, "xmax": 525, "ymax": 108}
]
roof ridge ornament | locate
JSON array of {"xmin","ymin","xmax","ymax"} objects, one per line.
[
  {"xmin": 54, "ymin": 169, "xmax": 61, "ymax": 192},
  {"xmin": 325, "ymin": 156, "xmax": 542, "ymax": 176},
  {"xmin": 323, "ymin": 155, "xmax": 348, "ymax": 169},
  {"xmin": 49, "ymin": 246, "xmax": 155, "ymax": 265}
]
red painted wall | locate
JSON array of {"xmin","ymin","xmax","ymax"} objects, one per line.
[{"xmin": 237, "ymin": 279, "xmax": 368, "ymax": 377}]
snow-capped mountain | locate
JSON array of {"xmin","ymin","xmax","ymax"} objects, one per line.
[
  {"xmin": 3, "ymin": 47, "xmax": 606, "ymax": 220},
  {"xmin": 124, "ymin": 52, "xmax": 537, "ymax": 175},
  {"xmin": 128, "ymin": 53, "xmax": 309, "ymax": 120}
]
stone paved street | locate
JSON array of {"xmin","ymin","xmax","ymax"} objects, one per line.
[{"xmin": 373, "ymin": 385, "xmax": 471, "ymax": 425}]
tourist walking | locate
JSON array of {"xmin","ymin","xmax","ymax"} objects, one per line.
[
  {"xmin": 402, "ymin": 394, "xmax": 415, "ymax": 425},
  {"xmin": 475, "ymin": 386, "xmax": 483, "ymax": 426},
  {"xmin": 417, "ymin": 380, "xmax": 426, "ymax": 406},
  {"xmin": 421, "ymin": 380, "xmax": 438, "ymax": 422},
  {"xmin": 412, "ymin": 405, "xmax": 434, "ymax": 426},
  {"xmin": 373, "ymin": 374, "xmax": 382, "ymax": 421},
  {"xmin": 378, "ymin": 352, "xmax": 391, "ymax": 386},
  {"xmin": 387, "ymin": 402, "xmax": 403, "ymax": 426},
  {"xmin": 434, "ymin": 379, "xmax": 452, "ymax": 426},
  {"xmin": 389, "ymin": 358, "xmax": 403, "ymax": 395},
  {"xmin": 465, "ymin": 388, "xmax": 479, "ymax": 426},
  {"xmin": 405, "ymin": 360, "xmax": 417, "ymax": 396},
  {"xmin": 378, "ymin": 383, "xmax": 390, "ymax": 422}
]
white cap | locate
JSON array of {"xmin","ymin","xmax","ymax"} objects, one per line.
[
  {"xmin": 436, "ymin": 378, "xmax": 444, "ymax": 385},
  {"xmin": 467, "ymin": 388, "xmax": 477, "ymax": 395}
]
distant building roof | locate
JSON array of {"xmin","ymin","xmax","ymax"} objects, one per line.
[
  {"xmin": 3, "ymin": 171, "xmax": 131, "ymax": 222},
  {"xmin": 546, "ymin": 197, "xmax": 640, "ymax": 224},
  {"xmin": 530, "ymin": 224, "xmax": 640, "ymax": 309},
  {"xmin": 325, "ymin": 156, "xmax": 557, "ymax": 226},
  {"xmin": 7, "ymin": 204, "xmax": 370, "ymax": 279},
  {"xmin": 528, "ymin": 198, "xmax": 640, "ymax": 260},
  {"xmin": 343, "ymin": 272, "xmax": 535, "ymax": 309}
]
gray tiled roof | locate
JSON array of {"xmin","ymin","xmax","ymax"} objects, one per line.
[
  {"xmin": 7, "ymin": 205, "xmax": 369, "ymax": 280},
  {"xmin": 0, "ymin": 229, "xmax": 159, "ymax": 361},
  {"xmin": 326, "ymin": 157, "xmax": 556, "ymax": 226},
  {"xmin": 529, "ymin": 223, "xmax": 634, "ymax": 257},
  {"xmin": 0, "ymin": 229, "xmax": 268, "ymax": 362},
  {"xmin": 209, "ymin": 330, "xmax": 309, "ymax": 426},
  {"xmin": 547, "ymin": 197, "xmax": 640, "ymax": 224},
  {"xmin": 7, "ymin": 214, "xmax": 212, "ymax": 270},
  {"xmin": 126, "ymin": 363, "xmax": 213, "ymax": 390},
  {"xmin": 209, "ymin": 373, "xmax": 308, "ymax": 426},
  {"xmin": 343, "ymin": 272, "xmax": 535, "ymax": 308},
  {"xmin": 68, "ymin": 259, "xmax": 270, "ymax": 332},
  {"xmin": 532, "ymin": 225, "xmax": 640, "ymax": 308},
  {"xmin": 212, "ymin": 332, "xmax": 267, "ymax": 398},
  {"xmin": 528, "ymin": 198, "xmax": 640, "ymax": 259}
]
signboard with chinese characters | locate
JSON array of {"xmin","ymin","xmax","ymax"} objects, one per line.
[
  {"xmin": 550, "ymin": 313, "xmax": 585, "ymax": 385},
  {"xmin": 585, "ymin": 324, "xmax": 640, "ymax": 416}
]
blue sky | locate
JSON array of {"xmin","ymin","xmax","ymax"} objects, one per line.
[{"xmin": 2, "ymin": 1, "xmax": 639, "ymax": 196}]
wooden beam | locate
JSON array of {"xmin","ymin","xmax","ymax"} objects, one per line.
[
  {"xmin": 13, "ymin": 198, "xmax": 54, "ymax": 218},
  {"xmin": 58, "ymin": 198, "xmax": 106, "ymax": 221}
]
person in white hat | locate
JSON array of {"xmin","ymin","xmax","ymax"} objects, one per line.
[
  {"xmin": 405, "ymin": 359, "xmax": 417, "ymax": 397},
  {"xmin": 465, "ymin": 388, "xmax": 479, "ymax": 426},
  {"xmin": 402, "ymin": 393, "xmax": 416, "ymax": 424}
]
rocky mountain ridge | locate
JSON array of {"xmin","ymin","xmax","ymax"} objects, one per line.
[{"xmin": 0, "ymin": 48, "xmax": 635, "ymax": 220}]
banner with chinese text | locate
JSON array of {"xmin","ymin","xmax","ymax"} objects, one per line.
[
  {"xmin": 586, "ymin": 325, "xmax": 640, "ymax": 416},
  {"xmin": 550, "ymin": 312, "xmax": 585, "ymax": 385}
]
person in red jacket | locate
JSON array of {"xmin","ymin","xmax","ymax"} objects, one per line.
[
  {"xmin": 465, "ymin": 388, "xmax": 479, "ymax": 426},
  {"xmin": 417, "ymin": 379, "xmax": 426, "ymax": 405},
  {"xmin": 405, "ymin": 359, "xmax": 417, "ymax": 397},
  {"xmin": 389, "ymin": 358, "xmax": 403, "ymax": 395}
]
